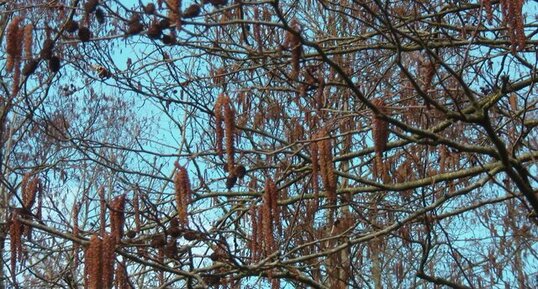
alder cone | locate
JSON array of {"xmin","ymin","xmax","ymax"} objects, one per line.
[
  {"xmin": 167, "ymin": 217, "xmax": 182, "ymax": 237},
  {"xmin": 127, "ymin": 21, "xmax": 144, "ymax": 35},
  {"xmin": 144, "ymin": 3, "xmax": 156, "ymax": 14},
  {"xmin": 164, "ymin": 239, "xmax": 178, "ymax": 258},
  {"xmin": 40, "ymin": 39, "xmax": 54, "ymax": 60},
  {"xmin": 150, "ymin": 234, "xmax": 167, "ymax": 248},
  {"xmin": 159, "ymin": 18, "xmax": 171, "ymax": 30},
  {"xmin": 84, "ymin": 0, "xmax": 99, "ymax": 14},
  {"xmin": 78, "ymin": 27, "xmax": 92, "ymax": 42},
  {"xmin": 167, "ymin": 226, "xmax": 182, "ymax": 238},
  {"xmin": 95, "ymin": 8, "xmax": 106, "ymax": 24},
  {"xmin": 147, "ymin": 22, "xmax": 162, "ymax": 39},
  {"xmin": 162, "ymin": 34, "xmax": 176, "ymax": 45},
  {"xmin": 226, "ymin": 174, "xmax": 237, "ymax": 190},
  {"xmin": 234, "ymin": 165, "xmax": 247, "ymax": 179},
  {"xmin": 204, "ymin": 0, "xmax": 228, "ymax": 6},
  {"xmin": 183, "ymin": 230, "xmax": 202, "ymax": 241},
  {"xmin": 22, "ymin": 59, "xmax": 39, "ymax": 76},
  {"xmin": 126, "ymin": 230, "xmax": 137, "ymax": 239},
  {"xmin": 65, "ymin": 20, "xmax": 79, "ymax": 32},
  {"xmin": 48, "ymin": 56, "xmax": 61, "ymax": 72},
  {"xmin": 183, "ymin": 4, "xmax": 201, "ymax": 19},
  {"xmin": 203, "ymin": 275, "xmax": 221, "ymax": 286}
]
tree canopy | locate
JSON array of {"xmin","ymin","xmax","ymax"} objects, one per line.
[{"xmin": 1, "ymin": 0, "xmax": 537, "ymax": 288}]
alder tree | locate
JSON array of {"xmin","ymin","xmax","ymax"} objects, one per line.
[{"xmin": 1, "ymin": 0, "xmax": 537, "ymax": 288}]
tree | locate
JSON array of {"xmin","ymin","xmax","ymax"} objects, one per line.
[{"xmin": 1, "ymin": 0, "xmax": 537, "ymax": 288}]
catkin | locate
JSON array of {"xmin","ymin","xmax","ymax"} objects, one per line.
[
  {"xmin": 262, "ymin": 178, "xmax": 277, "ymax": 254},
  {"xmin": 317, "ymin": 130, "xmax": 336, "ymax": 204},
  {"xmin": 214, "ymin": 94, "xmax": 236, "ymax": 172},
  {"xmin": 249, "ymin": 204, "xmax": 258, "ymax": 261},
  {"xmin": 6, "ymin": 17, "xmax": 23, "ymax": 73},
  {"xmin": 85, "ymin": 233, "xmax": 116, "ymax": 289},
  {"xmin": 214, "ymin": 95, "xmax": 224, "ymax": 156},
  {"xmin": 99, "ymin": 187, "xmax": 106, "ymax": 236},
  {"xmin": 102, "ymin": 234, "xmax": 116, "ymax": 289},
  {"xmin": 10, "ymin": 211, "xmax": 23, "ymax": 282},
  {"xmin": 371, "ymin": 99, "xmax": 389, "ymax": 179},
  {"xmin": 223, "ymin": 96, "xmax": 236, "ymax": 172},
  {"xmin": 110, "ymin": 194, "xmax": 126, "ymax": 242},
  {"xmin": 133, "ymin": 192, "xmax": 141, "ymax": 231},
  {"xmin": 500, "ymin": 0, "xmax": 526, "ymax": 51},
  {"xmin": 72, "ymin": 203, "xmax": 80, "ymax": 269},
  {"xmin": 85, "ymin": 235, "xmax": 103, "ymax": 289},
  {"xmin": 174, "ymin": 165, "xmax": 191, "ymax": 226},
  {"xmin": 23, "ymin": 24, "xmax": 33, "ymax": 60}
]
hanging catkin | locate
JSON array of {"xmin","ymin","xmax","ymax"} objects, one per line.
[
  {"xmin": 310, "ymin": 141, "xmax": 320, "ymax": 210},
  {"xmin": 85, "ymin": 233, "xmax": 116, "ymax": 289},
  {"xmin": 85, "ymin": 234, "xmax": 104, "ymax": 289},
  {"xmin": 262, "ymin": 178, "xmax": 277, "ymax": 254},
  {"xmin": 371, "ymin": 99, "xmax": 390, "ymax": 180},
  {"xmin": 6, "ymin": 17, "xmax": 23, "ymax": 73},
  {"xmin": 214, "ymin": 94, "xmax": 236, "ymax": 173},
  {"xmin": 317, "ymin": 130, "xmax": 337, "ymax": 204},
  {"xmin": 9, "ymin": 210, "xmax": 23, "ymax": 283},
  {"xmin": 72, "ymin": 202, "xmax": 80, "ymax": 270},
  {"xmin": 223, "ymin": 96, "xmax": 236, "ymax": 172},
  {"xmin": 249, "ymin": 204, "xmax": 258, "ymax": 261},
  {"xmin": 99, "ymin": 187, "xmax": 106, "ymax": 236},
  {"xmin": 174, "ymin": 164, "xmax": 191, "ymax": 226},
  {"xmin": 23, "ymin": 24, "xmax": 33, "ymax": 60},
  {"xmin": 133, "ymin": 191, "xmax": 141, "ymax": 231},
  {"xmin": 101, "ymin": 234, "xmax": 116, "ymax": 289},
  {"xmin": 214, "ymin": 95, "xmax": 225, "ymax": 157},
  {"xmin": 110, "ymin": 194, "xmax": 126, "ymax": 242}
]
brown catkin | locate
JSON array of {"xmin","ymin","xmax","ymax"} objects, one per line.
[
  {"xmin": 310, "ymin": 141, "xmax": 320, "ymax": 206},
  {"xmin": 101, "ymin": 234, "xmax": 116, "ymax": 289},
  {"xmin": 20, "ymin": 173, "xmax": 30, "ymax": 207},
  {"xmin": 286, "ymin": 19, "xmax": 301, "ymax": 79},
  {"xmin": 114, "ymin": 262, "xmax": 129, "ymax": 289},
  {"xmin": 267, "ymin": 179, "xmax": 279, "ymax": 232},
  {"xmin": 371, "ymin": 99, "xmax": 389, "ymax": 179},
  {"xmin": 12, "ymin": 62, "xmax": 21, "ymax": 97},
  {"xmin": 23, "ymin": 24, "xmax": 33, "ymax": 60},
  {"xmin": 110, "ymin": 194, "xmax": 126, "ymax": 242},
  {"xmin": 317, "ymin": 130, "xmax": 336, "ymax": 204},
  {"xmin": 214, "ymin": 94, "xmax": 236, "ymax": 172},
  {"xmin": 256, "ymin": 204, "xmax": 264, "ymax": 259},
  {"xmin": 72, "ymin": 203, "xmax": 80, "ymax": 270},
  {"xmin": 249, "ymin": 204, "xmax": 258, "ymax": 261},
  {"xmin": 10, "ymin": 211, "xmax": 23, "ymax": 281},
  {"xmin": 85, "ymin": 234, "xmax": 103, "ymax": 289},
  {"xmin": 99, "ymin": 187, "xmax": 106, "ymax": 236},
  {"xmin": 262, "ymin": 178, "xmax": 277, "ymax": 254},
  {"xmin": 6, "ymin": 17, "xmax": 23, "ymax": 73},
  {"xmin": 501, "ymin": 0, "xmax": 526, "ymax": 51},
  {"xmin": 214, "ymin": 95, "xmax": 225, "ymax": 157},
  {"xmin": 223, "ymin": 96, "xmax": 236, "ymax": 172},
  {"xmin": 23, "ymin": 176, "xmax": 39, "ymax": 211},
  {"xmin": 174, "ymin": 165, "xmax": 191, "ymax": 226},
  {"xmin": 133, "ymin": 192, "xmax": 141, "ymax": 231}
]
